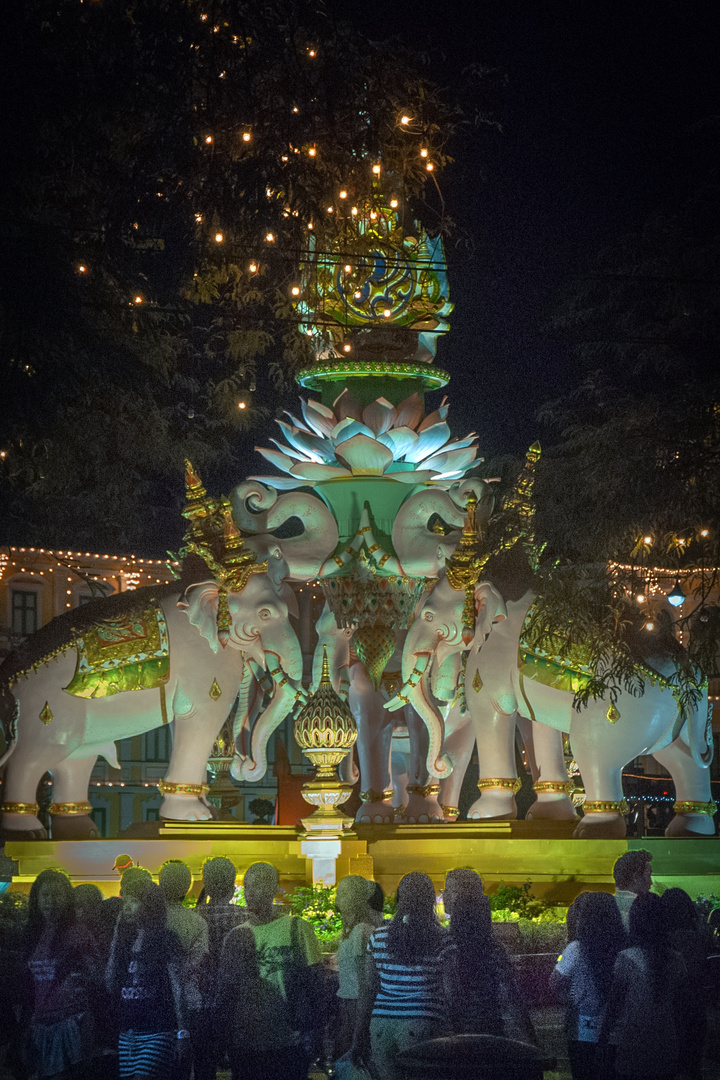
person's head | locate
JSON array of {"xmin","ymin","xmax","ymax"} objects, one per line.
[
  {"xmin": 629, "ymin": 890, "xmax": 666, "ymax": 949},
  {"xmin": 243, "ymin": 863, "xmax": 278, "ymax": 916},
  {"xmin": 73, "ymin": 883, "xmax": 103, "ymax": 922},
  {"xmin": 613, "ymin": 849, "xmax": 652, "ymax": 894},
  {"xmin": 29, "ymin": 869, "xmax": 75, "ymax": 932},
  {"xmin": 368, "ymin": 881, "xmax": 385, "ymax": 915},
  {"xmin": 202, "ymin": 857, "xmax": 237, "ymax": 902},
  {"xmin": 387, "ymin": 873, "xmax": 444, "ymax": 963},
  {"xmin": 120, "ymin": 867, "xmax": 154, "ymax": 924},
  {"xmin": 131, "ymin": 882, "xmax": 168, "ymax": 933},
  {"xmin": 576, "ymin": 892, "xmax": 626, "ymax": 949},
  {"xmin": 159, "ymin": 860, "xmax": 192, "ymax": 905},
  {"xmin": 659, "ymin": 887, "xmax": 699, "ymax": 934},
  {"xmin": 396, "ymin": 873, "xmax": 437, "ymax": 923},
  {"xmin": 336, "ymin": 876, "xmax": 375, "ymax": 931},
  {"xmin": 443, "ymin": 868, "xmax": 484, "ymax": 918}
]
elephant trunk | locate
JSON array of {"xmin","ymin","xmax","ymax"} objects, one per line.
[
  {"xmin": 392, "ymin": 489, "xmax": 467, "ymax": 577},
  {"xmin": 405, "ymin": 670, "xmax": 452, "ymax": 780},
  {"xmin": 238, "ymin": 678, "xmax": 298, "ymax": 782},
  {"xmin": 230, "ymin": 483, "xmax": 339, "ymax": 581}
]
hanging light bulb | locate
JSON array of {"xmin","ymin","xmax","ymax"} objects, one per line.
[
  {"xmin": 242, "ymin": 132, "xmax": 251, "ymax": 142},
  {"xmin": 249, "ymin": 262, "xmax": 257, "ymax": 272},
  {"xmin": 400, "ymin": 115, "xmax": 411, "ymax": 125},
  {"xmin": 699, "ymin": 528, "xmax": 709, "ymax": 538},
  {"xmin": 308, "ymin": 147, "xmax": 317, "ymax": 157},
  {"xmin": 291, "ymin": 285, "xmax": 300, "ymax": 296},
  {"xmin": 265, "ymin": 232, "xmax": 275, "ymax": 242},
  {"xmin": 215, "ymin": 232, "xmax": 224, "ymax": 243},
  {"xmin": 78, "ymin": 265, "xmax": 87, "ymax": 273},
  {"xmin": 643, "ymin": 536, "xmax": 653, "ymax": 545},
  {"xmin": 667, "ymin": 579, "xmax": 685, "ymax": 607},
  {"xmin": 426, "ymin": 162, "xmax": 434, "ymax": 171},
  {"xmin": 339, "ymin": 190, "xmax": 347, "ymax": 199},
  {"xmin": 645, "ymin": 621, "xmax": 655, "ymax": 631},
  {"xmin": 420, "ymin": 148, "xmax": 428, "ymax": 157},
  {"xmin": 372, "ymin": 164, "xmax": 381, "ymax": 174}
]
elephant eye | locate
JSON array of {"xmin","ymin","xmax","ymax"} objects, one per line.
[
  {"xmin": 258, "ymin": 608, "xmax": 272, "ymax": 620},
  {"xmin": 423, "ymin": 611, "xmax": 434, "ymax": 622}
]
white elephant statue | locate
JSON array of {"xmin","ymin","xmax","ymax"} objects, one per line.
[
  {"xmin": 0, "ymin": 480, "xmax": 305, "ymax": 841},
  {"xmin": 391, "ymin": 571, "xmax": 715, "ymax": 838},
  {"xmin": 311, "ymin": 602, "xmax": 445, "ymax": 823}
]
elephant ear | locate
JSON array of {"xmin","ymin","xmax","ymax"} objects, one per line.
[
  {"xmin": 475, "ymin": 582, "xmax": 507, "ymax": 624},
  {"xmin": 178, "ymin": 582, "xmax": 221, "ymax": 653},
  {"xmin": 279, "ymin": 581, "xmax": 299, "ymax": 619}
]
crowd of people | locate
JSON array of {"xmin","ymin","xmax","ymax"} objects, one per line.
[{"xmin": 0, "ymin": 849, "xmax": 715, "ymax": 1080}]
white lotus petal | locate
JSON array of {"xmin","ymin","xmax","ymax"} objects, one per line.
[
  {"xmin": 418, "ymin": 404, "xmax": 450, "ymax": 433},
  {"xmin": 269, "ymin": 438, "xmax": 311, "ymax": 463},
  {"xmin": 362, "ymin": 397, "xmax": 397, "ymax": 436},
  {"xmin": 255, "ymin": 447, "xmax": 298, "ymax": 475},
  {"xmin": 394, "ymin": 392, "xmax": 424, "ymax": 430},
  {"xmin": 301, "ymin": 397, "xmax": 337, "ymax": 438},
  {"xmin": 404, "ymin": 422, "xmax": 452, "ymax": 462},
  {"xmin": 379, "ymin": 426, "xmax": 419, "ymax": 459},
  {"xmin": 276, "ymin": 420, "xmax": 334, "ymax": 463},
  {"xmin": 283, "ymin": 410, "xmax": 314, "ymax": 435},
  {"xmin": 331, "ymin": 417, "xmax": 376, "ymax": 443},
  {"xmin": 334, "ymin": 434, "xmax": 394, "ymax": 475},
  {"xmin": 385, "ymin": 468, "xmax": 434, "ymax": 484},
  {"xmin": 248, "ymin": 474, "xmax": 307, "ymax": 490},
  {"xmin": 290, "ymin": 461, "xmax": 350, "ymax": 480},
  {"xmin": 333, "ymin": 388, "xmax": 364, "ymax": 421},
  {"xmin": 441, "ymin": 435, "xmax": 478, "ymax": 452},
  {"xmin": 422, "ymin": 446, "xmax": 478, "ymax": 475}
]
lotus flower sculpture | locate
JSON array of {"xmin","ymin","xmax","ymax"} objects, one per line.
[{"xmin": 251, "ymin": 389, "xmax": 479, "ymax": 491}]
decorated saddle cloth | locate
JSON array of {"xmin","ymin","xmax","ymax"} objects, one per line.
[{"xmin": 63, "ymin": 599, "xmax": 169, "ymax": 699}]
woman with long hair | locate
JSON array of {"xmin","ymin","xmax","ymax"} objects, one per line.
[
  {"xmin": 551, "ymin": 891, "xmax": 626, "ymax": 1080},
  {"xmin": 352, "ymin": 872, "xmax": 449, "ymax": 1080},
  {"xmin": 334, "ymin": 875, "xmax": 384, "ymax": 1057},
  {"xmin": 106, "ymin": 878, "xmax": 186, "ymax": 1080},
  {"xmin": 443, "ymin": 869, "xmax": 535, "ymax": 1044},
  {"xmin": 604, "ymin": 891, "xmax": 689, "ymax": 1080},
  {"xmin": 20, "ymin": 868, "xmax": 101, "ymax": 1080},
  {"xmin": 659, "ymin": 888, "xmax": 709, "ymax": 1080}
]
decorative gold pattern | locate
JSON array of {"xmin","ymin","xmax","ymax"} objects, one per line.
[
  {"xmin": 472, "ymin": 669, "xmax": 483, "ymax": 693},
  {"xmin": 1, "ymin": 801, "xmax": 39, "ymax": 815},
  {"xmin": 476, "ymin": 777, "xmax": 522, "ymax": 794},
  {"xmin": 157, "ymin": 780, "xmax": 210, "ymax": 798},
  {"xmin": 606, "ymin": 703, "xmax": 621, "ymax": 723},
  {"xmin": 48, "ymin": 802, "xmax": 93, "ymax": 816},
  {"xmin": 583, "ymin": 799, "xmax": 630, "ymax": 815},
  {"xmin": 39, "ymin": 702, "xmax": 53, "ymax": 725},
  {"xmin": 209, "ymin": 678, "xmax": 222, "ymax": 701},
  {"xmin": 533, "ymin": 780, "xmax": 574, "ymax": 796},
  {"xmin": 440, "ymin": 805, "xmax": 460, "ymax": 820},
  {"xmin": 63, "ymin": 599, "xmax": 169, "ymax": 699},
  {"xmin": 406, "ymin": 783, "xmax": 441, "ymax": 798},
  {"xmin": 673, "ymin": 800, "xmax": 717, "ymax": 816},
  {"xmin": 353, "ymin": 623, "xmax": 397, "ymax": 692},
  {"xmin": 445, "ymin": 495, "xmax": 490, "ymax": 645},
  {"xmin": 294, "ymin": 649, "xmax": 357, "ymax": 753},
  {"xmin": 359, "ymin": 788, "xmax": 395, "ymax": 803}
]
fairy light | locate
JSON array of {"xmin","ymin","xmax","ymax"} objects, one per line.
[
  {"xmin": 194, "ymin": 214, "xmax": 203, "ymax": 223},
  {"xmin": 372, "ymin": 164, "xmax": 381, "ymax": 174},
  {"xmin": 351, "ymin": 206, "xmax": 358, "ymax": 216},
  {"xmin": 134, "ymin": 295, "xmax": 143, "ymax": 304},
  {"xmin": 343, "ymin": 344, "xmax": 351, "ymax": 353},
  {"xmin": 636, "ymin": 594, "xmax": 646, "ymax": 604},
  {"xmin": 644, "ymin": 536, "xmax": 653, "ymax": 545},
  {"xmin": 327, "ymin": 206, "xmax": 334, "ymax": 213},
  {"xmin": 420, "ymin": 148, "xmax": 428, "ymax": 157},
  {"xmin": 390, "ymin": 198, "xmax": 398, "ymax": 208},
  {"xmin": 242, "ymin": 132, "xmax": 251, "ymax": 142},
  {"xmin": 265, "ymin": 232, "xmax": 275, "ymax": 242},
  {"xmin": 353, "ymin": 290, "xmax": 362, "ymax": 299},
  {"xmin": 339, "ymin": 190, "xmax": 347, "ymax": 199},
  {"xmin": 400, "ymin": 115, "xmax": 411, "ymax": 125},
  {"xmin": 292, "ymin": 106, "xmax": 299, "ymax": 114},
  {"xmin": 308, "ymin": 48, "xmax": 316, "ymax": 57},
  {"xmin": 344, "ymin": 264, "xmax": 352, "ymax": 273},
  {"xmin": 308, "ymin": 147, "xmax": 317, "ymax": 157},
  {"xmin": 370, "ymin": 211, "xmax": 377, "ymax": 220},
  {"xmin": 205, "ymin": 135, "xmax": 213, "ymax": 144},
  {"xmin": 78, "ymin": 265, "xmax": 86, "ymax": 273},
  {"xmin": 700, "ymin": 529, "xmax": 709, "ymax": 538},
  {"xmin": 238, "ymin": 401, "xmax": 247, "ymax": 410},
  {"xmin": 249, "ymin": 262, "xmax": 258, "ymax": 273},
  {"xmin": 383, "ymin": 309, "xmax": 391, "ymax": 318},
  {"xmin": 307, "ymin": 222, "xmax": 314, "ymax": 230},
  {"xmin": 215, "ymin": 232, "xmax": 224, "ymax": 243},
  {"xmin": 291, "ymin": 286, "xmax": 300, "ymax": 296},
  {"xmin": 426, "ymin": 162, "xmax": 434, "ymax": 171}
]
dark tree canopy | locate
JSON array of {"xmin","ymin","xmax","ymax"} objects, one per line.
[{"xmin": 2, "ymin": 0, "xmax": 481, "ymax": 552}]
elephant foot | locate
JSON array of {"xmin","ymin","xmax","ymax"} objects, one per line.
[
  {"xmin": 159, "ymin": 795, "xmax": 213, "ymax": 822},
  {"xmin": 466, "ymin": 793, "xmax": 518, "ymax": 821},
  {"xmin": 1, "ymin": 813, "xmax": 47, "ymax": 841},
  {"xmin": 573, "ymin": 812, "xmax": 627, "ymax": 839},
  {"xmin": 403, "ymin": 793, "xmax": 445, "ymax": 824},
  {"xmin": 665, "ymin": 812, "xmax": 716, "ymax": 838},
  {"xmin": 527, "ymin": 793, "xmax": 579, "ymax": 822},
  {"xmin": 355, "ymin": 800, "xmax": 395, "ymax": 824},
  {"xmin": 51, "ymin": 814, "xmax": 99, "ymax": 840}
]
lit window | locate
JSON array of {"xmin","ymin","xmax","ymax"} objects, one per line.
[{"xmin": 11, "ymin": 590, "xmax": 38, "ymax": 636}]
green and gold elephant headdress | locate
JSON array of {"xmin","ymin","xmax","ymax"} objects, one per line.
[{"xmin": 445, "ymin": 495, "xmax": 490, "ymax": 645}]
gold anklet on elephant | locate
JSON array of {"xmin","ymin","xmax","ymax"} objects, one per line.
[
  {"xmin": 157, "ymin": 780, "xmax": 210, "ymax": 797},
  {"xmin": 406, "ymin": 783, "xmax": 441, "ymax": 799},
  {"xmin": 673, "ymin": 800, "xmax": 717, "ymax": 816},
  {"xmin": 476, "ymin": 777, "xmax": 521, "ymax": 794},
  {"xmin": 359, "ymin": 788, "xmax": 395, "ymax": 803},
  {"xmin": 583, "ymin": 799, "xmax": 629, "ymax": 814},
  {"xmin": 48, "ymin": 801, "xmax": 93, "ymax": 816},
  {"xmin": 393, "ymin": 804, "xmax": 407, "ymax": 819},
  {"xmin": 440, "ymin": 805, "xmax": 460, "ymax": 820},
  {"xmin": 533, "ymin": 780, "xmax": 574, "ymax": 796},
  {"xmin": 0, "ymin": 801, "xmax": 40, "ymax": 815}
]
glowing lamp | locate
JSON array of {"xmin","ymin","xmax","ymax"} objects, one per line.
[
  {"xmin": 308, "ymin": 147, "xmax": 317, "ymax": 156},
  {"xmin": 426, "ymin": 162, "xmax": 434, "ymax": 171},
  {"xmin": 372, "ymin": 164, "xmax": 381, "ymax": 174},
  {"xmin": 327, "ymin": 206, "xmax": 334, "ymax": 213},
  {"xmin": 339, "ymin": 190, "xmax": 347, "ymax": 199},
  {"xmin": 400, "ymin": 115, "xmax": 411, "ymax": 125},
  {"xmin": 215, "ymin": 232, "xmax": 223, "ymax": 243},
  {"xmin": 420, "ymin": 148, "xmax": 428, "ymax": 157},
  {"xmin": 390, "ymin": 198, "xmax": 398, "ymax": 208},
  {"xmin": 308, "ymin": 49, "xmax": 316, "ymax": 57},
  {"xmin": 242, "ymin": 132, "xmax": 251, "ymax": 142},
  {"xmin": 636, "ymin": 594, "xmax": 646, "ymax": 604},
  {"xmin": 205, "ymin": 135, "xmax": 213, "ymax": 144},
  {"xmin": 78, "ymin": 265, "xmax": 86, "ymax": 273},
  {"xmin": 195, "ymin": 214, "xmax": 203, "ymax": 223},
  {"xmin": 265, "ymin": 232, "xmax": 275, "ymax": 242},
  {"xmin": 645, "ymin": 622, "xmax": 655, "ymax": 632},
  {"xmin": 353, "ymin": 291, "xmax": 362, "ymax": 299},
  {"xmin": 237, "ymin": 401, "xmax": 247, "ymax": 410},
  {"xmin": 292, "ymin": 106, "xmax": 299, "ymax": 114},
  {"xmin": 343, "ymin": 344, "xmax": 351, "ymax": 353},
  {"xmin": 307, "ymin": 222, "xmax": 314, "ymax": 230},
  {"xmin": 344, "ymin": 264, "xmax": 352, "ymax": 272},
  {"xmin": 134, "ymin": 295, "xmax": 143, "ymax": 304},
  {"xmin": 291, "ymin": 286, "xmax": 300, "ymax": 296},
  {"xmin": 306, "ymin": 329, "xmax": 313, "ymax": 336},
  {"xmin": 667, "ymin": 580, "xmax": 685, "ymax": 607},
  {"xmin": 644, "ymin": 536, "xmax": 652, "ymax": 545},
  {"xmin": 383, "ymin": 309, "xmax": 391, "ymax": 318},
  {"xmin": 700, "ymin": 528, "xmax": 709, "ymax": 538},
  {"xmin": 370, "ymin": 211, "xmax": 377, "ymax": 220},
  {"xmin": 351, "ymin": 206, "xmax": 358, "ymax": 215},
  {"xmin": 249, "ymin": 262, "xmax": 257, "ymax": 272}
]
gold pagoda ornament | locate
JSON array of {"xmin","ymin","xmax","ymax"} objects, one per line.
[{"xmin": 293, "ymin": 647, "xmax": 358, "ymax": 835}]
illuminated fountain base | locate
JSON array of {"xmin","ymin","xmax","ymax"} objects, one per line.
[{"xmin": 5, "ymin": 820, "xmax": 719, "ymax": 900}]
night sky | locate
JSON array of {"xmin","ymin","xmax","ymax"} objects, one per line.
[{"xmin": 326, "ymin": 0, "xmax": 720, "ymax": 456}]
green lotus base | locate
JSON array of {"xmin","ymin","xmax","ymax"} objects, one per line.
[{"xmin": 296, "ymin": 361, "xmax": 450, "ymax": 407}]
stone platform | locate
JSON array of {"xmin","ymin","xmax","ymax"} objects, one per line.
[{"xmin": 4, "ymin": 820, "xmax": 718, "ymax": 899}]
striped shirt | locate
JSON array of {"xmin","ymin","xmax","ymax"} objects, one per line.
[{"xmin": 368, "ymin": 923, "xmax": 450, "ymax": 1021}]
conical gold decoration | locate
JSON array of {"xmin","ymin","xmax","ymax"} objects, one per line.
[
  {"xmin": 353, "ymin": 623, "xmax": 396, "ymax": 692},
  {"xmin": 294, "ymin": 648, "xmax": 357, "ymax": 836}
]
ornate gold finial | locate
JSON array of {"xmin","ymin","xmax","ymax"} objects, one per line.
[
  {"xmin": 184, "ymin": 459, "xmax": 206, "ymax": 501},
  {"xmin": 445, "ymin": 495, "xmax": 489, "ymax": 646}
]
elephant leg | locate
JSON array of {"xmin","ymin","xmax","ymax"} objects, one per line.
[
  {"xmin": 517, "ymin": 716, "xmax": 578, "ymax": 821},
  {"xmin": 570, "ymin": 726, "xmax": 627, "ymax": 839},
  {"xmin": 390, "ymin": 745, "xmax": 409, "ymax": 815},
  {"xmin": 439, "ymin": 703, "xmax": 475, "ymax": 821},
  {"xmin": 350, "ymin": 664, "xmax": 395, "ymax": 824},
  {"xmin": 653, "ymin": 736, "xmax": 716, "ymax": 837},
  {"xmin": 1, "ymin": 739, "xmax": 74, "ymax": 840},
  {"xmin": 466, "ymin": 707, "xmax": 519, "ymax": 820},
  {"xmin": 49, "ymin": 756, "xmax": 99, "ymax": 840},
  {"xmin": 161, "ymin": 699, "xmax": 230, "ymax": 822},
  {"xmin": 404, "ymin": 706, "xmax": 443, "ymax": 823}
]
